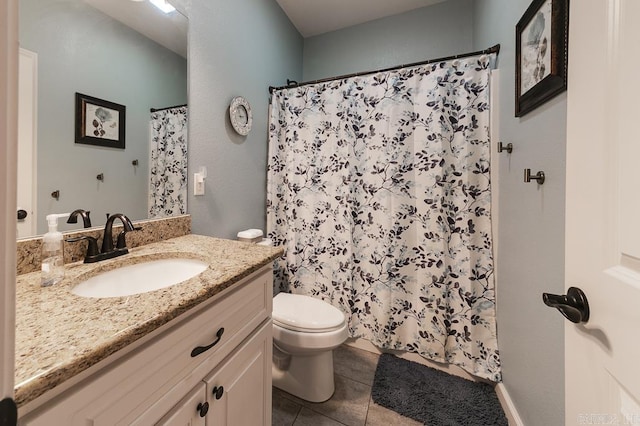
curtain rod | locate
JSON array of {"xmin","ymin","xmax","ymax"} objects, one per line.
[
  {"xmin": 150, "ymin": 103, "xmax": 187, "ymax": 113},
  {"xmin": 268, "ymin": 44, "xmax": 500, "ymax": 94}
]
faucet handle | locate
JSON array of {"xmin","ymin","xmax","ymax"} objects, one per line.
[
  {"xmin": 66, "ymin": 236, "xmax": 99, "ymax": 261},
  {"xmin": 116, "ymin": 226, "xmax": 142, "ymax": 250}
]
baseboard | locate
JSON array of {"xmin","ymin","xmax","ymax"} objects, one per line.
[
  {"xmin": 344, "ymin": 338, "xmax": 487, "ymax": 383},
  {"xmin": 495, "ymin": 383, "xmax": 525, "ymax": 426}
]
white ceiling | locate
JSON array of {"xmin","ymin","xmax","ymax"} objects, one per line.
[
  {"xmin": 275, "ymin": 0, "xmax": 449, "ymax": 37},
  {"xmin": 86, "ymin": 0, "xmax": 449, "ymax": 58},
  {"xmin": 84, "ymin": 0, "xmax": 188, "ymax": 58}
]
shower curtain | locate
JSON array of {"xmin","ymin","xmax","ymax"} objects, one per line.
[
  {"xmin": 148, "ymin": 106, "xmax": 188, "ymax": 218},
  {"xmin": 267, "ymin": 55, "xmax": 501, "ymax": 381}
]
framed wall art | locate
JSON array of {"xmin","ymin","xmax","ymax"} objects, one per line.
[
  {"xmin": 515, "ymin": 0, "xmax": 569, "ymax": 117},
  {"xmin": 75, "ymin": 92, "xmax": 126, "ymax": 149}
]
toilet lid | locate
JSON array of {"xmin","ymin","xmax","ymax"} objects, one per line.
[{"xmin": 273, "ymin": 293, "xmax": 346, "ymax": 332}]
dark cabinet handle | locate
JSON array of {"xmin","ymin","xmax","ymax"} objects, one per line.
[
  {"xmin": 17, "ymin": 209, "xmax": 27, "ymax": 220},
  {"xmin": 197, "ymin": 401, "xmax": 209, "ymax": 417},
  {"xmin": 190, "ymin": 327, "xmax": 225, "ymax": 357},
  {"xmin": 542, "ymin": 287, "xmax": 590, "ymax": 324},
  {"xmin": 212, "ymin": 386, "xmax": 224, "ymax": 400}
]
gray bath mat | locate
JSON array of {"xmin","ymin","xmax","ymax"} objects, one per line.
[{"xmin": 371, "ymin": 354, "xmax": 508, "ymax": 426}]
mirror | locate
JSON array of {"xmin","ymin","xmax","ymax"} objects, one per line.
[{"xmin": 18, "ymin": 0, "xmax": 188, "ymax": 238}]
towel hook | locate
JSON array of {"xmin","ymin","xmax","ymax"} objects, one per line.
[
  {"xmin": 497, "ymin": 142, "xmax": 513, "ymax": 154},
  {"xmin": 524, "ymin": 169, "xmax": 545, "ymax": 185}
]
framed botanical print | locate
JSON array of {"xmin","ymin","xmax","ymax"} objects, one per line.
[
  {"xmin": 75, "ymin": 93, "xmax": 126, "ymax": 149},
  {"xmin": 515, "ymin": 0, "xmax": 569, "ymax": 117}
]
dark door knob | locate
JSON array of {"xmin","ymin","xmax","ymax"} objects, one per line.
[
  {"xmin": 0, "ymin": 398, "xmax": 18, "ymax": 426},
  {"xmin": 17, "ymin": 209, "xmax": 27, "ymax": 220},
  {"xmin": 542, "ymin": 287, "xmax": 590, "ymax": 323}
]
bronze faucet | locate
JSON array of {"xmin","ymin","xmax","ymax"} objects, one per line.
[{"xmin": 66, "ymin": 213, "xmax": 140, "ymax": 263}]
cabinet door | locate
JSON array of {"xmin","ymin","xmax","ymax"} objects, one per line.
[
  {"xmin": 156, "ymin": 382, "xmax": 207, "ymax": 426},
  {"xmin": 204, "ymin": 321, "xmax": 272, "ymax": 426}
]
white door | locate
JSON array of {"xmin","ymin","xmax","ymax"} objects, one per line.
[
  {"xmin": 1, "ymin": 0, "xmax": 18, "ymax": 423},
  {"xmin": 565, "ymin": 0, "xmax": 640, "ymax": 424},
  {"xmin": 17, "ymin": 48, "xmax": 37, "ymax": 238}
]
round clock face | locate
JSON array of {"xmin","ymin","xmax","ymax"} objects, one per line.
[
  {"xmin": 236, "ymin": 105, "xmax": 248, "ymax": 125},
  {"xmin": 229, "ymin": 96, "xmax": 252, "ymax": 135}
]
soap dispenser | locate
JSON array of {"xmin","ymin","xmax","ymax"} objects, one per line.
[{"xmin": 41, "ymin": 213, "xmax": 70, "ymax": 287}]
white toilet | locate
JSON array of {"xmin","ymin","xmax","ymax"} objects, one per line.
[
  {"xmin": 271, "ymin": 292, "xmax": 349, "ymax": 402},
  {"xmin": 236, "ymin": 229, "xmax": 348, "ymax": 402}
]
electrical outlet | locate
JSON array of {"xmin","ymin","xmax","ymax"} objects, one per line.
[{"xmin": 194, "ymin": 172, "xmax": 205, "ymax": 196}]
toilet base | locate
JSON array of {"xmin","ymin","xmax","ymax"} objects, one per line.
[{"xmin": 272, "ymin": 347, "xmax": 335, "ymax": 403}]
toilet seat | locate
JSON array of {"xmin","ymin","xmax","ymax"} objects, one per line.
[{"xmin": 273, "ymin": 293, "xmax": 345, "ymax": 333}]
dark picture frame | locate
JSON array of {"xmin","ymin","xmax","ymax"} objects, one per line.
[
  {"xmin": 515, "ymin": 0, "xmax": 569, "ymax": 117},
  {"xmin": 75, "ymin": 93, "xmax": 126, "ymax": 149}
]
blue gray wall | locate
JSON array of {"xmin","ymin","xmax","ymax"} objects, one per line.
[
  {"xmin": 188, "ymin": 2, "xmax": 565, "ymax": 424},
  {"xmin": 187, "ymin": 0, "xmax": 303, "ymax": 238},
  {"xmin": 302, "ymin": 0, "xmax": 473, "ymax": 81},
  {"xmin": 473, "ymin": 1, "xmax": 566, "ymax": 425},
  {"xmin": 20, "ymin": 0, "xmax": 187, "ymax": 234}
]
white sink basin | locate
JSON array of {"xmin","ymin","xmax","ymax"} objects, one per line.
[{"xmin": 71, "ymin": 258, "xmax": 209, "ymax": 298}]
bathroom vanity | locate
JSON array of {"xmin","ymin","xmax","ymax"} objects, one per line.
[{"xmin": 14, "ymin": 234, "xmax": 282, "ymax": 425}]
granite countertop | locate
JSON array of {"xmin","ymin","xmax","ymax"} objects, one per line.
[{"xmin": 15, "ymin": 234, "xmax": 283, "ymax": 407}]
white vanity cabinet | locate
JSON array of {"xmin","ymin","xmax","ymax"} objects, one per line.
[{"xmin": 19, "ymin": 265, "xmax": 273, "ymax": 426}]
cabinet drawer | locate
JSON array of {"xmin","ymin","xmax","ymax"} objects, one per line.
[{"xmin": 20, "ymin": 266, "xmax": 272, "ymax": 426}]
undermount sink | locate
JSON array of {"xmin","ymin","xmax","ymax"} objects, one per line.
[{"xmin": 71, "ymin": 258, "xmax": 209, "ymax": 298}]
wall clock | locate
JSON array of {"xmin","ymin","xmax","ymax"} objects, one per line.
[{"xmin": 229, "ymin": 96, "xmax": 252, "ymax": 135}]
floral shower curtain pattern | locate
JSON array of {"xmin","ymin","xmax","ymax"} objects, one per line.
[
  {"xmin": 267, "ymin": 55, "xmax": 501, "ymax": 381},
  {"xmin": 148, "ymin": 106, "xmax": 188, "ymax": 218}
]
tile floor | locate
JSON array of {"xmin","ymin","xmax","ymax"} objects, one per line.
[{"xmin": 272, "ymin": 345, "xmax": 422, "ymax": 426}]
